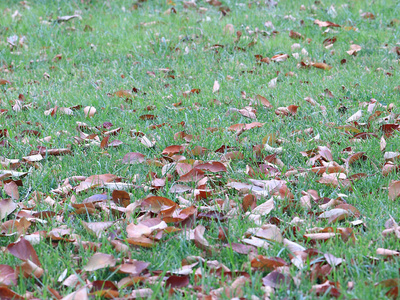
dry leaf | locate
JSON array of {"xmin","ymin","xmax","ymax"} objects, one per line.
[
  {"xmin": 212, "ymin": 80, "xmax": 220, "ymax": 93},
  {"xmin": 83, "ymin": 253, "xmax": 116, "ymax": 271},
  {"xmin": 84, "ymin": 106, "xmax": 96, "ymax": 118}
]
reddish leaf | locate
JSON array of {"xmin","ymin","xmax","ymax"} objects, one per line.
[
  {"xmin": 141, "ymin": 196, "xmax": 177, "ymax": 213},
  {"xmin": 262, "ymin": 271, "xmax": 292, "ymax": 289},
  {"xmin": 166, "ymin": 275, "xmax": 190, "ymax": 288},
  {"xmin": 314, "ymin": 20, "xmax": 341, "ymax": 27},
  {"xmin": 100, "ymin": 136, "xmax": 109, "ymax": 149},
  {"xmin": 139, "ymin": 114, "xmax": 157, "ymax": 120},
  {"xmin": 6, "ymin": 237, "xmax": 41, "ymax": 266},
  {"xmin": 271, "ymin": 54, "xmax": 289, "ymax": 62},
  {"xmin": 310, "ymin": 280, "xmax": 341, "ymax": 298},
  {"xmin": 389, "ymin": 181, "xmax": 400, "ymax": 200},
  {"xmin": 229, "ymin": 243, "xmax": 256, "ymax": 255},
  {"xmin": 0, "ymin": 265, "xmax": 17, "ymax": 286},
  {"xmin": 122, "ymin": 152, "xmax": 145, "ymax": 164},
  {"xmin": 114, "ymin": 261, "xmax": 150, "ymax": 276},
  {"xmin": 0, "ymin": 79, "xmax": 12, "ymax": 85},
  {"xmin": 311, "ymin": 62, "xmax": 332, "ymax": 70},
  {"xmin": 89, "ymin": 280, "xmax": 119, "ymax": 298},
  {"xmin": 195, "ymin": 162, "xmax": 226, "ymax": 173},
  {"xmin": 251, "ymin": 256, "xmax": 287, "ymax": 271},
  {"xmin": 256, "ymin": 94, "xmax": 273, "ymax": 108},
  {"xmin": 162, "ymin": 145, "xmax": 185, "ymax": 156},
  {"xmin": 0, "ymin": 198, "xmax": 17, "ymax": 219},
  {"xmin": 112, "ymin": 190, "xmax": 131, "ymax": 207},
  {"xmin": 0, "ymin": 287, "xmax": 24, "ymax": 300},
  {"xmin": 114, "ymin": 89, "xmax": 133, "ymax": 98},
  {"xmin": 178, "ymin": 168, "xmax": 205, "ymax": 182},
  {"xmin": 194, "ymin": 225, "xmax": 214, "ymax": 254},
  {"xmin": 242, "ymin": 194, "xmax": 257, "ymax": 211}
]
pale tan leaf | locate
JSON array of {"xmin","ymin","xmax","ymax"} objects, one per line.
[
  {"xmin": 212, "ymin": 80, "xmax": 220, "ymax": 93},
  {"xmin": 83, "ymin": 253, "xmax": 116, "ymax": 272},
  {"xmin": 83, "ymin": 106, "xmax": 96, "ymax": 118}
]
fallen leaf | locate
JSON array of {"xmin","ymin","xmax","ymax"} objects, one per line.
[
  {"xmin": 256, "ymin": 94, "xmax": 273, "ymax": 108},
  {"xmin": 122, "ymin": 152, "xmax": 145, "ymax": 164},
  {"xmin": 346, "ymin": 110, "xmax": 362, "ymax": 122},
  {"xmin": 347, "ymin": 44, "xmax": 362, "ymax": 56},
  {"xmin": 311, "ymin": 62, "xmax": 332, "ymax": 70},
  {"xmin": 314, "ymin": 19, "xmax": 341, "ymax": 27},
  {"xmin": 0, "ymin": 198, "xmax": 17, "ymax": 219},
  {"xmin": 6, "ymin": 237, "xmax": 41, "ymax": 266},
  {"xmin": 84, "ymin": 106, "xmax": 96, "ymax": 118},
  {"xmin": 141, "ymin": 196, "xmax": 177, "ymax": 213},
  {"xmin": 83, "ymin": 253, "xmax": 116, "ymax": 271},
  {"xmin": 389, "ymin": 181, "xmax": 400, "ymax": 200},
  {"xmin": 212, "ymin": 80, "xmax": 220, "ymax": 93},
  {"xmin": 376, "ymin": 248, "xmax": 400, "ymax": 257}
]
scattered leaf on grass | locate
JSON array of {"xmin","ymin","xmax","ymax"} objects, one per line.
[
  {"xmin": 83, "ymin": 106, "xmax": 96, "ymax": 118},
  {"xmin": 83, "ymin": 253, "xmax": 116, "ymax": 272}
]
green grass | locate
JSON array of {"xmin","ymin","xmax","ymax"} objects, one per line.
[{"xmin": 1, "ymin": 0, "xmax": 400, "ymax": 299}]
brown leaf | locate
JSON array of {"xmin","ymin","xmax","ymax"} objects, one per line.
[
  {"xmin": 311, "ymin": 62, "xmax": 332, "ymax": 70},
  {"xmin": 6, "ymin": 237, "xmax": 41, "ymax": 266},
  {"xmin": 194, "ymin": 225, "xmax": 214, "ymax": 254},
  {"xmin": 271, "ymin": 54, "xmax": 289, "ymax": 62},
  {"xmin": 389, "ymin": 181, "xmax": 400, "ymax": 200},
  {"xmin": 314, "ymin": 19, "xmax": 341, "ymax": 27},
  {"xmin": 3, "ymin": 183, "xmax": 19, "ymax": 200},
  {"xmin": 289, "ymin": 30, "xmax": 303, "ymax": 39},
  {"xmin": 89, "ymin": 280, "xmax": 119, "ymax": 298},
  {"xmin": 0, "ymin": 287, "xmax": 24, "ymax": 300},
  {"xmin": 304, "ymin": 232, "xmax": 338, "ymax": 241},
  {"xmin": 139, "ymin": 114, "xmax": 157, "ymax": 120},
  {"xmin": 162, "ymin": 145, "xmax": 185, "ymax": 156},
  {"xmin": 311, "ymin": 280, "xmax": 341, "ymax": 298},
  {"xmin": 346, "ymin": 44, "xmax": 362, "ymax": 56},
  {"xmin": 100, "ymin": 136, "xmax": 109, "ymax": 149},
  {"xmin": 114, "ymin": 261, "xmax": 150, "ymax": 276},
  {"xmin": 166, "ymin": 275, "xmax": 190, "ymax": 288},
  {"xmin": 195, "ymin": 162, "xmax": 226, "ymax": 173},
  {"xmin": 1, "ymin": 218, "xmax": 31, "ymax": 236},
  {"xmin": 255, "ymin": 94, "xmax": 273, "ymax": 108},
  {"xmin": 112, "ymin": 190, "xmax": 130, "ymax": 207},
  {"xmin": 229, "ymin": 243, "xmax": 256, "ymax": 255},
  {"xmin": 262, "ymin": 271, "xmax": 291, "ymax": 289},
  {"xmin": 318, "ymin": 208, "xmax": 349, "ymax": 223},
  {"xmin": 178, "ymin": 168, "xmax": 205, "ymax": 182},
  {"xmin": 242, "ymin": 194, "xmax": 257, "ymax": 211},
  {"xmin": 114, "ymin": 89, "xmax": 133, "ymax": 98},
  {"xmin": 0, "ymin": 79, "xmax": 12, "ymax": 85},
  {"xmin": 122, "ymin": 152, "xmax": 145, "ymax": 164},
  {"xmin": 0, "ymin": 265, "xmax": 17, "ymax": 286},
  {"xmin": 0, "ymin": 198, "xmax": 17, "ymax": 219},
  {"xmin": 83, "ymin": 253, "xmax": 116, "ymax": 271},
  {"xmin": 361, "ymin": 12, "xmax": 375, "ymax": 19},
  {"xmin": 19, "ymin": 259, "xmax": 44, "ymax": 278},
  {"xmin": 62, "ymin": 287, "xmax": 88, "ymax": 300},
  {"xmin": 141, "ymin": 196, "xmax": 177, "ymax": 213},
  {"xmin": 252, "ymin": 256, "xmax": 287, "ymax": 271}
]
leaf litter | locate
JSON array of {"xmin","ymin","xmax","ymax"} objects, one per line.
[{"xmin": 0, "ymin": 0, "xmax": 399, "ymax": 299}]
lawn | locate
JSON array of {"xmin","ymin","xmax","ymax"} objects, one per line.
[{"xmin": 1, "ymin": 0, "xmax": 400, "ymax": 299}]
